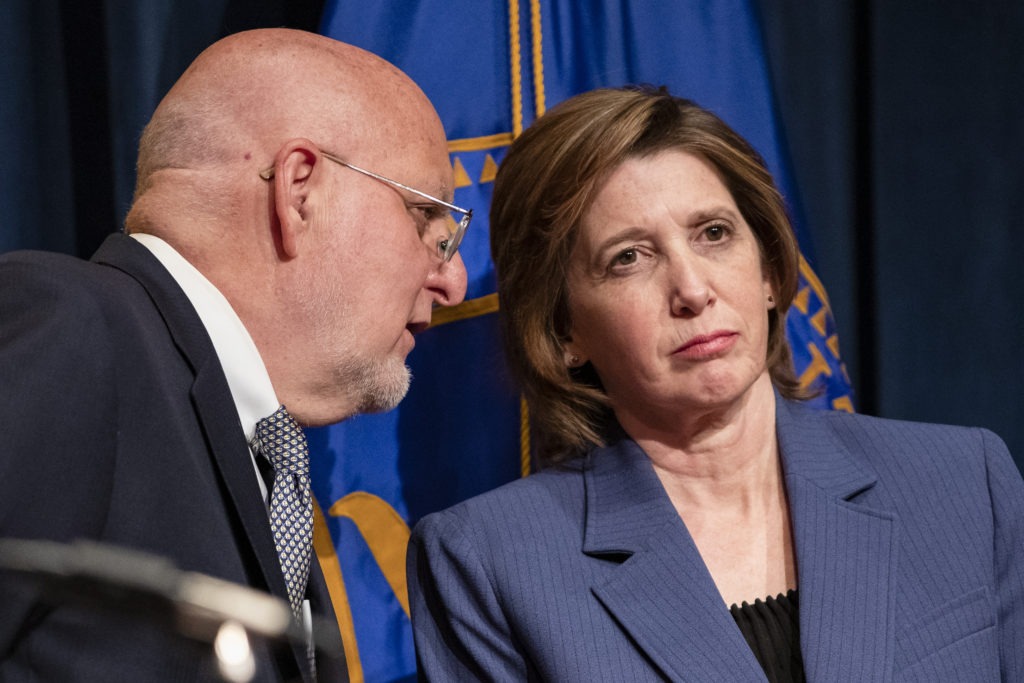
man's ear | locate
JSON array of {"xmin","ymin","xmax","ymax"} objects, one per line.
[{"xmin": 270, "ymin": 138, "xmax": 319, "ymax": 259}]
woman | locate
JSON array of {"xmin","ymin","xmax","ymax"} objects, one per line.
[{"xmin": 407, "ymin": 86, "xmax": 1024, "ymax": 682}]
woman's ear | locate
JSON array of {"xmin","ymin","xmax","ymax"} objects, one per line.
[
  {"xmin": 764, "ymin": 278, "xmax": 777, "ymax": 310},
  {"xmin": 562, "ymin": 340, "xmax": 586, "ymax": 368}
]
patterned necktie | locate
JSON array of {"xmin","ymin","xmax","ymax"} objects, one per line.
[{"xmin": 251, "ymin": 405, "xmax": 313, "ymax": 622}]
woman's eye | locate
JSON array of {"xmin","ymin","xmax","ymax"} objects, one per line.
[
  {"xmin": 612, "ymin": 249, "xmax": 638, "ymax": 267},
  {"xmin": 704, "ymin": 224, "xmax": 728, "ymax": 241}
]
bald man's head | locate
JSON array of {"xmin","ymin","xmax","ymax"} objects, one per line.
[
  {"xmin": 122, "ymin": 29, "xmax": 468, "ymax": 424},
  {"xmin": 132, "ymin": 28, "xmax": 444, "ymax": 199}
]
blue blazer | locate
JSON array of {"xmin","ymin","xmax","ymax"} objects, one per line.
[
  {"xmin": 409, "ymin": 398, "xmax": 1024, "ymax": 681},
  {"xmin": 0, "ymin": 235, "xmax": 345, "ymax": 682}
]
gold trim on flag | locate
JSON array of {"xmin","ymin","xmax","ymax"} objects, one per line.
[
  {"xmin": 429, "ymin": 293, "xmax": 500, "ymax": 328},
  {"xmin": 530, "ymin": 0, "xmax": 545, "ymax": 117},
  {"xmin": 448, "ymin": 132, "xmax": 514, "ymax": 152},
  {"xmin": 798, "ymin": 254, "xmax": 833, "ymax": 310},
  {"xmin": 312, "ymin": 498, "xmax": 365, "ymax": 682},
  {"xmin": 519, "ymin": 397, "xmax": 531, "ymax": 477},
  {"xmin": 509, "ymin": 0, "xmax": 524, "ymax": 137}
]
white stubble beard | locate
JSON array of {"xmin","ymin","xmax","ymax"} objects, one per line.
[
  {"xmin": 349, "ymin": 357, "xmax": 411, "ymax": 414},
  {"xmin": 304, "ymin": 268, "xmax": 413, "ymax": 416}
]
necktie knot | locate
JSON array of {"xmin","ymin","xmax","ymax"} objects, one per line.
[{"xmin": 253, "ymin": 406, "xmax": 309, "ymax": 476}]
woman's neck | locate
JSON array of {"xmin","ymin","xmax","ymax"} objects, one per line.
[
  {"xmin": 627, "ymin": 375, "xmax": 796, "ymax": 606},
  {"xmin": 632, "ymin": 373, "xmax": 778, "ymax": 490}
]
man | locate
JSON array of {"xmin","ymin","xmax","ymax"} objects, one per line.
[{"xmin": 0, "ymin": 28, "xmax": 467, "ymax": 682}]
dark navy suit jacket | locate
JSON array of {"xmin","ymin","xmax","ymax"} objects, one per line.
[
  {"xmin": 409, "ymin": 397, "xmax": 1024, "ymax": 681},
  {"xmin": 0, "ymin": 234, "xmax": 345, "ymax": 682}
]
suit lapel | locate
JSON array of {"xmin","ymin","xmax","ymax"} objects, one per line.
[
  {"xmin": 93, "ymin": 235, "xmax": 301, "ymax": 653},
  {"xmin": 100, "ymin": 236, "xmax": 354, "ymax": 681},
  {"xmin": 777, "ymin": 398, "xmax": 896, "ymax": 682},
  {"xmin": 583, "ymin": 438, "xmax": 767, "ymax": 682},
  {"xmin": 190, "ymin": 367, "xmax": 290, "ymax": 600}
]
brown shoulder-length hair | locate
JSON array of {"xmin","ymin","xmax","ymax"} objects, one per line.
[{"xmin": 490, "ymin": 86, "xmax": 803, "ymax": 465}]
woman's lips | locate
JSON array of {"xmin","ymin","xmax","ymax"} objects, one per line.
[{"xmin": 674, "ymin": 331, "xmax": 738, "ymax": 360}]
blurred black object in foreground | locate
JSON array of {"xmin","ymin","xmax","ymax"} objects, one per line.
[{"xmin": 0, "ymin": 538, "xmax": 341, "ymax": 682}]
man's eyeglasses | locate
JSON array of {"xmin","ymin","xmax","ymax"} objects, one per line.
[{"xmin": 259, "ymin": 150, "xmax": 471, "ymax": 263}]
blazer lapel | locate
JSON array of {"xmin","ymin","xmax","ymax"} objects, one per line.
[
  {"xmin": 583, "ymin": 438, "xmax": 767, "ymax": 682},
  {"xmin": 93, "ymin": 235, "xmax": 291, "ymax": 613},
  {"xmin": 96, "ymin": 235, "xmax": 320, "ymax": 678},
  {"xmin": 190, "ymin": 368, "xmax": 290, "ymax": 600},
  {"xmin": 777, "ymin": 398, "xmax": 896, "ymax": 682}
]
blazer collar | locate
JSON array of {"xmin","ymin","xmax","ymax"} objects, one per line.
[
  {"xmin": 581, "ymin": 397, "xmax": 896, "ymax": 681},
  {"xmin": 774, "ymin": 396, "xmax": 876, "ymax": 498}
]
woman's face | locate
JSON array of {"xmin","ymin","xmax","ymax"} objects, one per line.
[{"xmin": 565, "ymin": 150, "xmax": 774, "ymax": 427}]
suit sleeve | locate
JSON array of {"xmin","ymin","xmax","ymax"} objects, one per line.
[
  {"xmin": 982, "ymin": 429, "xmax": 1024, "ymax": 681},
  {"xmin": 407, "ymin": 509, "xmax": 531, "ymax": 682},
  {"xmin": 0, "ymin": 258, "xmax": 119, "ymax": 650}
]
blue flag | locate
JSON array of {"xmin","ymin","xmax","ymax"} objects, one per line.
[{"xmin": 312, "ymin": 2, "xmax": 853, "ymax": 680}]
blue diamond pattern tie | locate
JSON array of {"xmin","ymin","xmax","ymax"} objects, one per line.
[{"xmin": 252, "ymin": 405, "xmax": 313, "ymax": 622}]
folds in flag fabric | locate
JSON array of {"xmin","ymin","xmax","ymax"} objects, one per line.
[{"xmin": 311, "ymin": 2, "xmax": 853, "ymax": 680}]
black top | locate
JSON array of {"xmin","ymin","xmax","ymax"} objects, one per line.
[{"xmin": 729, "ymin": 589, "xmax": 806, "ymax": 683}]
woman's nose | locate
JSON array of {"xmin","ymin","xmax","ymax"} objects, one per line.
[{"xmin": 668, "ymin": 257, "xmax": 713, "ymax": 317}]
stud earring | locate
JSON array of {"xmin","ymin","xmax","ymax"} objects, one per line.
[
  {"xmin": 571, "ymin": 355, "xmax": 580, "ymax": 365},
  {"xmin": 767, "ymin": 295, "xmax": 775, "ymax": 305}
]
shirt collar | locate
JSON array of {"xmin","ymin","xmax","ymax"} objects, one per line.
[{"xmin": 130, "ymin": 233, "xmax": 279, "ymax": 441}]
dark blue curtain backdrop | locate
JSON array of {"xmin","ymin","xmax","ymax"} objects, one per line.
[{"xmin": 3, "ymin": 0, "xmax": 1022, "ymax": 471}]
